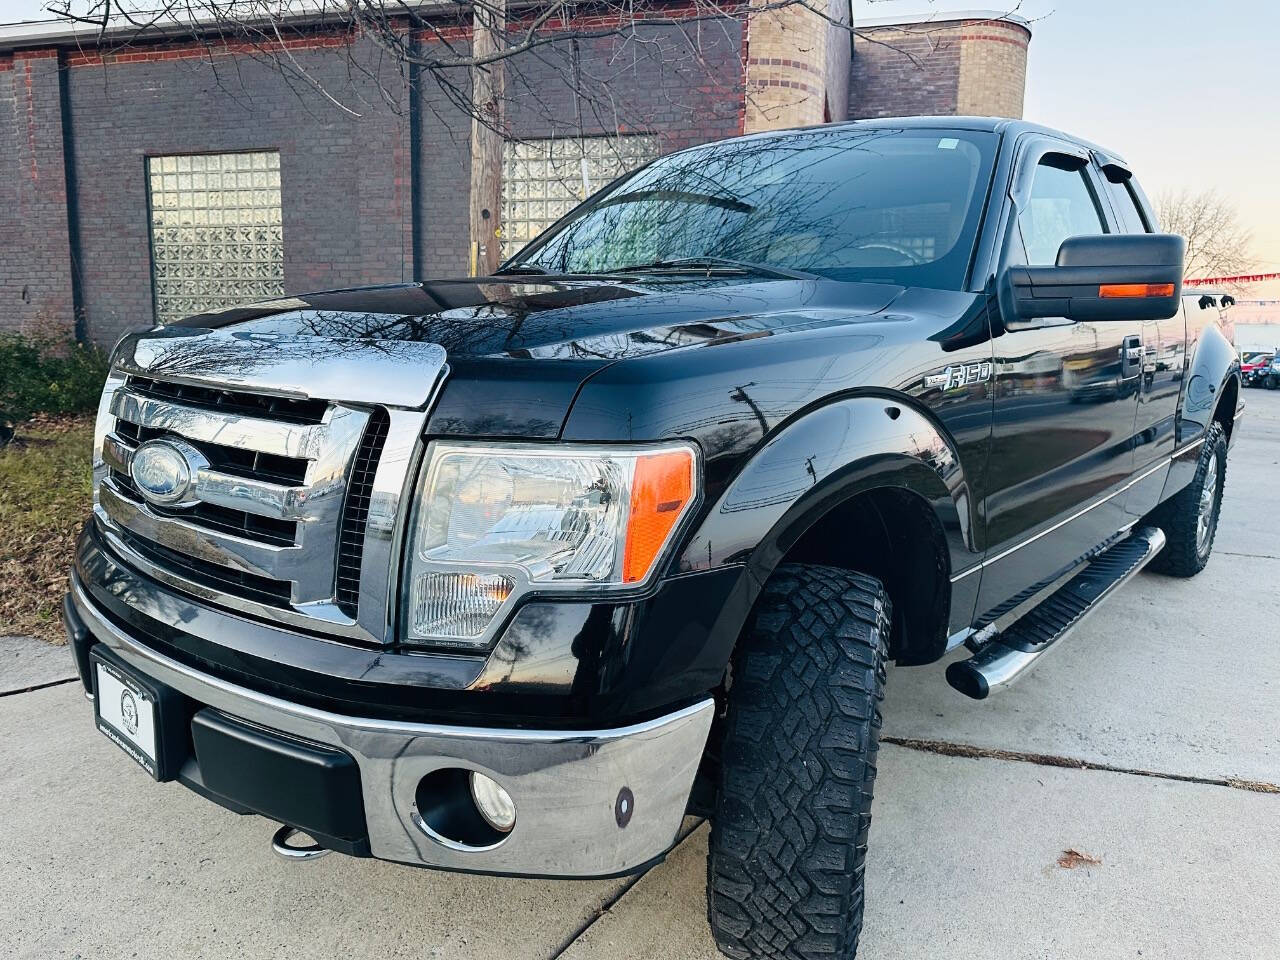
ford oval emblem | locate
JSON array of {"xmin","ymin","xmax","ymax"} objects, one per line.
[{"xmin": 130, "ymin": 439, "xmax": 206, "ymax": 508}]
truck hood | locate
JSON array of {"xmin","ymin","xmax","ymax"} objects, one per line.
[
  {"xmin": 173, "ymin": 276, "xmax": 904, "ymax": 360},
  {"xmin": 121, "ymin": 277, "xmax": 903, "ymax": 428}
]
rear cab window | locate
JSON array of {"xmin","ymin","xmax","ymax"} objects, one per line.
[
  {"xmin": 1018, "ymin": 155, "xmax": 1109, "ymax": 265},
  {"xmin": 1101, "ymin": 165, "xmax": 1154, "ymax": 234}
]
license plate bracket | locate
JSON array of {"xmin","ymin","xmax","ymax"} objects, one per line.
[{"xmin": 90, "ymin": 646, "xmax": 187, "ymax": 781}]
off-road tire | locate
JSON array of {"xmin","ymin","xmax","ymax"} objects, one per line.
[
  {"xmin": 707, "ymin": 564, "xmax": 890, "ymax": 960},
  {"xmin": 1148, "ymin": 421, "xmax": 1227, "ymax": 577}
]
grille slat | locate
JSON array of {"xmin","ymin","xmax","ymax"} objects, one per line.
[
  {"xmin": 128, "ymin": 376, "xmax": 328, "ymax": 425},
  {"xmin": 114, "ymin": 419, "xmax": 308, "ymax": 487},
  {"xmin": 119, "ymin": 531, "xmax": 293, "ymax": 608},
  {"xmin": 109, "ymin": 470, "xmax": 298, "ymax": 545},
  {"xmin": 336, "ymin": 408, "xmax": 390, "ymax": 616}
]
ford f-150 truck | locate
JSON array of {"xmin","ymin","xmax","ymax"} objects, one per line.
[{"xmin": 65, "ymin": 117, "xmax": 1242, "ymax": 960}]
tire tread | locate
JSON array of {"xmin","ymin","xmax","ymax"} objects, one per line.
[
  {"xmin": 707, "ymin": 564, "xmax": 890, "ymax": 960},
  {"xmin": 1148, "ymin": 421, "xmax": 1227, "ymax": 578}
]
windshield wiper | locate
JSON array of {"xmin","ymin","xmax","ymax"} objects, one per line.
[
  {"xmin": 613, "ymin": 257, "xmax": 816, "ymax": 281},
  {"xmin": 492, "ymin": 264, "xmax": 548, "ymax": 275}
]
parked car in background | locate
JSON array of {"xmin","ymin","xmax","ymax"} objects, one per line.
[
  {"xmin": 1262, "ymin": 355, "xmax": 1280, "ymax": 390},
  {"xmin": 1241, "ymin": 350, "xmax": 1275, "ymax": 387}
]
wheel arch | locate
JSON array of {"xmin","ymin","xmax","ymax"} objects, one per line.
[
  {"xmin": 679, "ymin": 393, "xmax": 977, "ymax": 668},
  {"xmin": 1213, "ymin": 371, "xmax": 1241, "ymax": 442}
]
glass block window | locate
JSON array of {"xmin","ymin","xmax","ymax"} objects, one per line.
[
  {"xmin": 501, "ymin": 135, "xmax": 659, "ymax": 259},
  {"xmin": 147, "ymin": 151, "xmax": 285, "ymax": 323}
]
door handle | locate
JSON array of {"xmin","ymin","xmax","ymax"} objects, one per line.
[{"xmin": 1121, "ymin": 335, "xmax": 1143, "ymax": 377}]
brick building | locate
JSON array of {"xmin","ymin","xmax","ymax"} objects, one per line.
[{"xmin": 0, "ymin": 7, "xmax": 1030, "ymax": 346}]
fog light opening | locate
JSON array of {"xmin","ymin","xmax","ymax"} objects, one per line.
[{"xmin": 412, "ymin": 768, "xmax": 514, "ymax": 851}]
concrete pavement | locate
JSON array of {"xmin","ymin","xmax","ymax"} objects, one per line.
[
  {"xmin": 0, "ymin": 634, "xmax": 77, "ymax": 695},
  {"xmin": 2, "ymin": 390, "xmax": 1277, "ymax": 959}
]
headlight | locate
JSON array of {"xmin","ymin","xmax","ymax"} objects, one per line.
[{"xmin": 402, "ymin": 441, "xmax": 699, "ymax": 649}]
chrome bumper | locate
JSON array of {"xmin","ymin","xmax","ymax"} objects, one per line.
[{"xmin": 69, "ymin": 579, "xmax": 714, "ymax": 878}]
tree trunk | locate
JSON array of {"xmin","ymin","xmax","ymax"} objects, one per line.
[{"xmin": 469, "ymin": 0, "xmax": 506, "ymax": 276}]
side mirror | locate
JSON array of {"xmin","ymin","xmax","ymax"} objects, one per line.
[{"xmin": 1004, "ymin": 234, "xmax": 1185, "ymax": 322}]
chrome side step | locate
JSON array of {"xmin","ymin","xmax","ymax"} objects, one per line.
[{"xmin": 946, "ymin": 526, "xmax": 1166, "ymax": 700}]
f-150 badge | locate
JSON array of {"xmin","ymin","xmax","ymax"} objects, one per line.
[{"xmin": 925, "ymin": 361, "xmax": 992, "ymax": 391}]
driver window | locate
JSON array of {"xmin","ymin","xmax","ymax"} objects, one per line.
[{"xmin": 1020, "ymin": 157, "xmax": 1108, "ymax": 265}]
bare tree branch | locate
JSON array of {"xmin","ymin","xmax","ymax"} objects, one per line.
[{"xmin": 1156, "ymin": 189, "xmax": 1256, "ymax": 284}]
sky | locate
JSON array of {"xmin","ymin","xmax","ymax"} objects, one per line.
[{"xmin": 5, "ymin": 0, "xmax": 1279, "ymax": 293}]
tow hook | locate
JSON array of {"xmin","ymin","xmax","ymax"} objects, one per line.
[{"xmin": 270, "ymin": 825, "xmax": 330, "ymax": 862}]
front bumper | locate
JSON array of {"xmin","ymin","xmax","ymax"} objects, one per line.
[{"xmin": 67, "ymin": 577, "xmax": 714, "ymax": 878}]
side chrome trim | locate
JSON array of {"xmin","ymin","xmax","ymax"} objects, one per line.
[
  {"xmin": 950, "ymin": 443, "xmax": 1200, "ymax": 583},
  {"xmin": 70, "ymin": 578, "xmax": 713, "ymax": 878}
]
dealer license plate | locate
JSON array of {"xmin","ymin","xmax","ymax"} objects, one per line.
[{"xmin": 95, "ymin": 659, "xmax": 160, "ymax": 778}]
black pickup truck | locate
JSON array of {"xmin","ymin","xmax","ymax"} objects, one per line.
[{"xmin": 65, "ymin": 117, "xmax": 1241, "ymax": 960}]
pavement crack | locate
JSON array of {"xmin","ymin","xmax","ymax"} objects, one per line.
[
  {"xmin": 1219, "ymin": 550, "xmax": 1280, "ymax": 561},
  {"xmin": 881, "ymin": 736, "xmax": 1280, "ymax": 795},
  {"xmin": 0, "ymin": 676, "xmax": 79, "ymax": 699},
  {"xmin": 547, "ymin": 817, "xmax": 706, "ymax": 959}
]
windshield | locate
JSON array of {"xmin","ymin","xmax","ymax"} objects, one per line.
[{"xmin": 506, "ymin": 127, "xmax": 999, "ymax": 289}]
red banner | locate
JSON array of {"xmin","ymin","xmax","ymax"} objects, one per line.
[{"xmin": 1185, "ymin": 272, "xmax": 1280, "ymax": 286}]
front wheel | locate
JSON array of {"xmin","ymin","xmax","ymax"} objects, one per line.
[
  {"xmin": 707, "ymin": 564, "xmax": 890, "ymax": 960},
  {"xmin": 1148, "ymin": 421, "xmax": 1227, "ymax": 577}
]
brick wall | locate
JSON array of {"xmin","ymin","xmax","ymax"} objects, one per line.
[
  {"xmin": 2, "ymin": 22, "xmax": 744, "ymax": 345},
  {"xmin": 849, "ymin": 17, "xmax": 1029, "ymax": 120},
  {"xmin": 849, "ymin": 22, "xmax": 961, "ymax": 119},
  {"xmin": 61, "ymin": 37, "xmax": 413, "ymax": 346},
  {"xmin": 956, "ymin": 20, "xmax": 1029, "ymax": 118},
  {"xmin": 0, "ymin": 51, "xmax": 76, "ymax": 339},
  {"xmin": 744, "ymin": 1, "xmax": 829, "ymax": 132},
  {"xmin": 505, "ymin": 21, "xmax": 743, "ymax": 152}
]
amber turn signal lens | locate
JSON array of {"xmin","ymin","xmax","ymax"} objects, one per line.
[
  {"xmin": 1098, "ymin": 283, "xmax": 1175, "ymax": 299},
  {"xmin": 623, "ymin": 449, "xmax": 695, "ymax": 583}
]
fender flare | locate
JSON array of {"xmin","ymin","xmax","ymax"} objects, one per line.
[
  {"xmin": 676, "ymin": 394, "xmax": 977, "ymax": 661},
  {"xmin": 1178, "ymin": 321, "xmax": 1240, "ymax": 445}
]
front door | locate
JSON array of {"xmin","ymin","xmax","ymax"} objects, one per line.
[{"xmin": 976, "ymin": 141, "xmax": 1144, "ymax": 618}]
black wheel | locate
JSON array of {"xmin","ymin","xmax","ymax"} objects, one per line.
[
  {"xmin": 707, "ymin": 564, "xmax": 890, "ymax": 960},
  {"xmin": 1148, "ymin": 421, "xmax": 1227, "ymax": 577},
  {"xmin": 1267, "ymin": 374, "xmax": 1279, "ymax": 390}
]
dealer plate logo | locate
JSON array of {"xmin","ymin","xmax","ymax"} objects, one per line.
[{"xmin": 119, "ymin": 689, "xmax": 140, "ymax": 735}]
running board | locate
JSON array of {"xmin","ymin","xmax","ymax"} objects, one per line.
[{"xmin": 946, "ymin": 526, "xmax": 1166, "ymax": 700}]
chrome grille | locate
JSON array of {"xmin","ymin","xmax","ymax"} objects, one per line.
[{"xmin": 95, "ymin": 377, "xmax": 372, "ymax": 629}]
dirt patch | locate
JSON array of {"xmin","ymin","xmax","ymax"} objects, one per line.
[
  {"xmin": 1057, "ymin": 849, "xmax": 1103, "ymax": 870},
  {"xmin": 0, "ymin": 416, "xmax": 94, "ymax": 643},
  {"xmin": 1226, "ymin": 778, "xmax": 1280, "ymax": 795}
]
